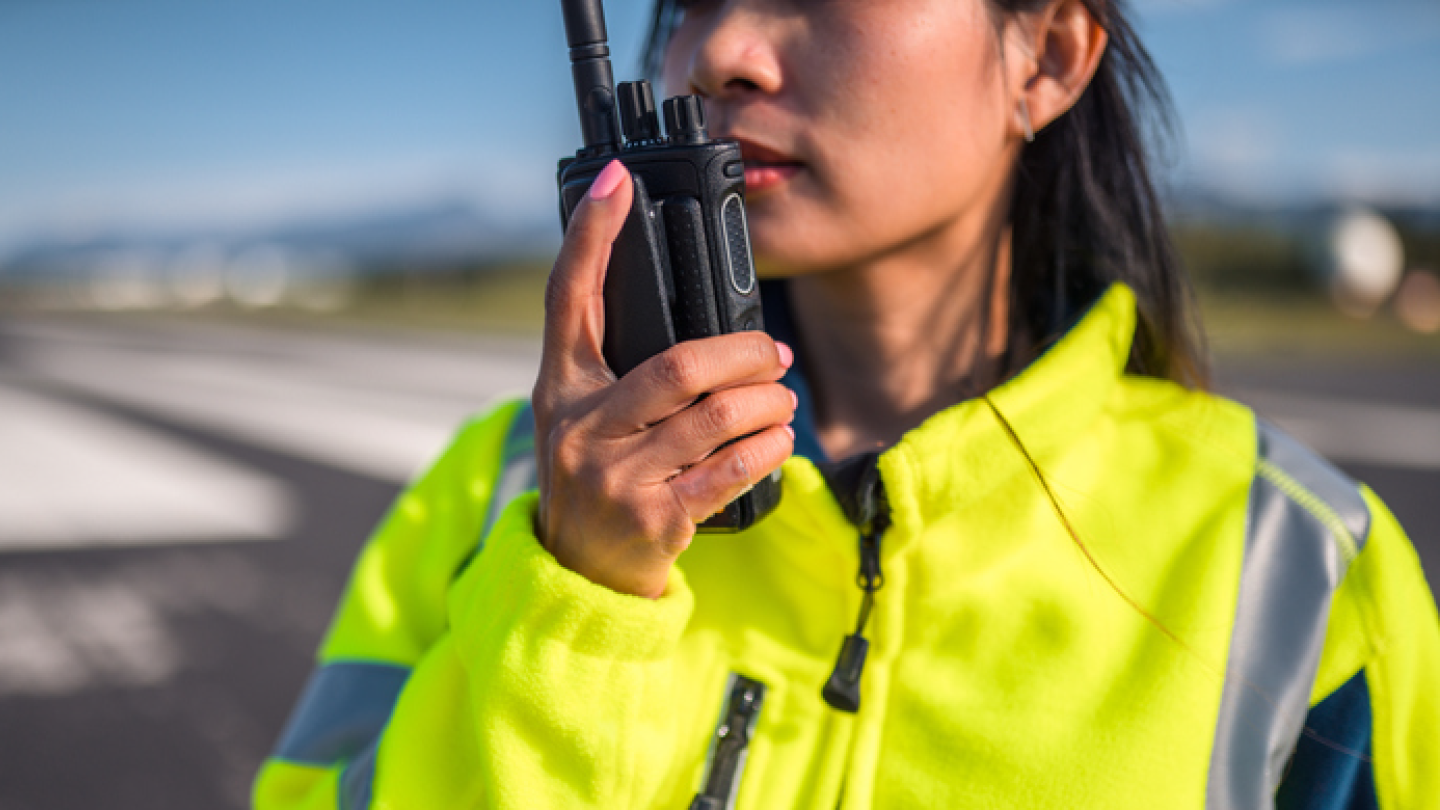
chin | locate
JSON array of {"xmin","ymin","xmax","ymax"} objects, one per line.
[
  {"xmin": 749, "ymin": 220, "xmax": 854, "ymax": 280},
  {"xmin": 744, "ymin": 204, "xmax": 806, "ymax": 272},
  {"xmin": 747, "ymin": 225, "xmax": 807, "ymax": 280},
  {"xmin": 751, "ymin": 248, "xmax": 844, "ymax": 281}
]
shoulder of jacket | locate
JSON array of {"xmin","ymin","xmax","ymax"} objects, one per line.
[
  {"xmin": 1125, "ymin": 380, "xmax": 1369, "ymax": 541},
  {"xmin": 1249, "ymin": 416, "xmax": 1372, "ymax": 557},
  {"xmin": 395, "ymin": 396, "xmax": 531, "ymax": 520},
  {"xmin": 419, "ymin": 396, "xmax": 529, "ymax": 478},
  {"xmin": 1116, "ymin": 377, "xmax": 1258, "ymax": 475},
  {"xmin": 456, "ymin": 396, "xmax": 531, "ymax": 454},
  {"xmin": 475, "ymin": 398, "xmax": 537, "ymax": 544}
]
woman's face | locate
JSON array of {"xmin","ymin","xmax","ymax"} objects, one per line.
[{"xmin": 662, "ymin": 0, "xmax": 1027, "ymax": 277}]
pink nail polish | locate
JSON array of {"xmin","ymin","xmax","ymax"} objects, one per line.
[
  {"xmin": 784, "ymin": 425, "xmax": 796, "ymax": 441},
  {"xmin": 589, "ymin": 160, "xmax": 627, "ymax": 201},
  {"xmin": 789, "ymin": 389, "xmax": 798, "ymax": 410},
  {"xmin": 776, "ymin": 341, "xmax": 794, "ymax": 369}
]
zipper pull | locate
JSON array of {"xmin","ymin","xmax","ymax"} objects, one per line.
[
  {"xmin": 691, "ymin": 675, "xmax": 767, "ymax": 810},
  {"xmin": 823, "ymin": 524, "xmax": 885, "ymax": 712},
  {"xmin": 815, "ymin": 451, "xmax": 890, "ymax": 713}
]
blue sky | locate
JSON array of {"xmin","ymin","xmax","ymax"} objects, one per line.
[{"xmin": 1, "ymin": 0, "xmax": 1437, "ymax": 251}]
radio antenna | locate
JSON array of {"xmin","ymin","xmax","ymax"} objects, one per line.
[{"xmin": 560, "ymin": 0, "xmax": 621, "ymax": 155}]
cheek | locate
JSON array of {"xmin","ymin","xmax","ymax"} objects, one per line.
[
  {"xmin": 846, "ymin": 14, "xmax": 1006, "ymax": 196},
  {"xmin": 762, "ymin": 8, "xmax": 1010, "ymax": 266}
]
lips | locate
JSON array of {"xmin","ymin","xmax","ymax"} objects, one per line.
[{"xmin": 732, "ymin": 138, "xmax": 803, "ymax": 194}]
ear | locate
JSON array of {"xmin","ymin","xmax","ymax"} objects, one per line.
[{"xmin": 1008, "ymin": 0, "xmax": 1107, "ymax": 140}]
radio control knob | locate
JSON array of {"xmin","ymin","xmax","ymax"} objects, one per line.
[
  {"xmin": 617, "ymin": 81, "xmax": 661, "ymax": 143},
  {"xmin": 663, "ymin": 95, "xmax": 709, "ymax": 144}
]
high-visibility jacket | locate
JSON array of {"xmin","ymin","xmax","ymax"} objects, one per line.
[{"xmin": 254, "ymin": 284, "xmax": 1440, "ymax": 809}]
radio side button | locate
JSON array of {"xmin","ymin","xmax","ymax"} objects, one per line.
[{"xmin": 722, "ymin": 194, "xmax": 756, "ymax": 296}]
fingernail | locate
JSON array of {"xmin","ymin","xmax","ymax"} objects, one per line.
[
  {"xmin": 590, "ymin": 160, "xmax": 627, "ymax": 201},
  {"xmin": 789, "ymin": 389, "xmax": 798, "ymax": 410},
  {"xmin": 784, "ymin": 425, "xmax": 795, "ymax": 441},
  {"xmin": 775, "ymin": 341, "xmax": 794, "ymax": 369}
]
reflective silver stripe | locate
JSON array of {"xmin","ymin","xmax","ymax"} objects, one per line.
[
  {"xmin": 1207, "ymin": 419, "xmax": 1371, "ymax": 809},
  {"xmin": 273, "ymin": 661, "xmax": 410, "ymax": 766},
  {"xmin": 339, "ymin": 739, "xmax": 378, "ymax": 810},
  {"xmin": 479, "ymin": 401, "xmax": 538, "ymax": 545},
  {"xmin": 1254, "ymin": 423, "xmax": 1370, "ymax": 551}
]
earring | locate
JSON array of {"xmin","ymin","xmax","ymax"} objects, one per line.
[{"xmin": 1018, "ymin": 98, "xmax": 1035, "ymax": 143}]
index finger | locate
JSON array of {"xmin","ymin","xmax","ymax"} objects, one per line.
[{"xmin": 539, "ymin": 160, "xmax": 634, "ymax": 390}]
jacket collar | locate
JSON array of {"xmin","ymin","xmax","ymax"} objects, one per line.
[{"xmin": 767, "ymin": 282, "xmax": 1138, "ymax": 532}]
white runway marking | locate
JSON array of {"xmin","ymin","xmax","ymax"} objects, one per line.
[
  {"xmin": 0, "ymin": 575, "xmax": 180, "ymax": 696},
  {"xmin": 0, "ymin": 383, "xmax": 293, "ymax": 551},
  {"xmin": 0, "ymin": 552, "xmax": 272, "ymax": 696},
  {"xmin": 5, "ymin": 319, "xmax": 538, "ymax": 483}
]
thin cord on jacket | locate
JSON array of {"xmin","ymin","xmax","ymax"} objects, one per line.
[{"xmin": 980, "ymin": 394, "xmax": 1372, "ymax": 765}]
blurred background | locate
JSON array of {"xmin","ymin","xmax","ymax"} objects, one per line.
[{"xmin": 0, "ymin": 0, "xmax": 1437, "ymax": 807}]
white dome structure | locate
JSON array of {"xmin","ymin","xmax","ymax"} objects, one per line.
[{"xmin": 1324, "ymin": 208, "xmax": 1405, "ymax": 317}]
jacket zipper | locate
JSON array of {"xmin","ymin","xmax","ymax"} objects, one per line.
[
  {"xmin": 688, "ymin": 456, "xmax": 887, "ymax": 808},
  {"xmin": 690, "ymin": 674, "xmax": 767, "ymax": 810},
  {"xmin": 817, "ymin": 451, "xmax": 891, "ymax": 713}
]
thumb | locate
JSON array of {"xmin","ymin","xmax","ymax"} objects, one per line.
[{"xmin": 541, "ymin": 159, "xmax": 634, "ymax": 386}]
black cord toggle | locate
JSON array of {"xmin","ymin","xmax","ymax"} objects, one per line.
[
  {"xmin": 817, "ymin": 451, "xmax": 890, "ymax": 713},
  {"xmin": 823, "ymin": 515, "xmax": 888, "ymax": 712}
]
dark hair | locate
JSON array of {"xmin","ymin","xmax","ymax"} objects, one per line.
[{"xmin": 643, "ymin": 0, "xmax": 1208, "ymax": 389}]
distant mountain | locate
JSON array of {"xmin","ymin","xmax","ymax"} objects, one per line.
[
  {"xmin": 0, "ymin": 198, "xmax": 559, "ymax": 279},
  {"xmin": 254, "ymin": 199, "xmax": 558, "ymax": 263}
]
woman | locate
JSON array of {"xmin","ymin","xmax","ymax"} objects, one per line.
[{"xmin": 255, "ymin": 0, "xmax": 1440, "ymax": 807}]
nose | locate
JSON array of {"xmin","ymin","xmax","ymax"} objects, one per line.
[{"xmin": 675, "ymin": 2, "xmax": 783, "ymax": 103}]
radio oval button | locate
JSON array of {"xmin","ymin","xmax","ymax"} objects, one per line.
[{"xmin": 721, "ymin": 194, "xmax": 755, "ymax": 295}]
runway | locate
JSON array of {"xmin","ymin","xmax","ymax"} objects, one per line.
[{"xmin": 0, "ymin": 313, "xmax": 1435, "ymax": 809}]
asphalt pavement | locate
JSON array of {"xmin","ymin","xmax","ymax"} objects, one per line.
[{"xmin": 0, "ymin": 313, "xmax": 1435, "ymax": 810}]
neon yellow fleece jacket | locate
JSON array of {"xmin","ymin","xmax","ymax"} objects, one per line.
[{"xmin": 255, "ymin": 284, "xmax": 1440, "ymax": 809}]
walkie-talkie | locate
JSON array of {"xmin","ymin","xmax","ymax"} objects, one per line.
[{"xmin": 555, "ymin": 0, "xmax": 780, "ymax": 532}]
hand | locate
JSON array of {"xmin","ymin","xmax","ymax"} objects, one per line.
[{"xmin": 531, "ymin": 160, "xmax": 796, "ymax": 599}]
